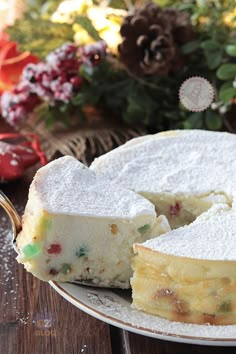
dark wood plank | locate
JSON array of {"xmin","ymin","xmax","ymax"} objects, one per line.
[{"xmin": 123, "ymin": 331, "xmax": 236, "ymax": 353}]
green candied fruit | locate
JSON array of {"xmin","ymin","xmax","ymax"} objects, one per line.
[
  {"xmin": 75, "ymin": 246, "xmax": 88, "ymax": 258},
  {"xmin": 138, "ymin": 224, "xmax": 150, "ymax": 234},
  {"xmin": 22, "ymin": 243, "xmax": 42, "ymax": 258},
  {"xmin": 218, "ymin": 300, "xmax": 232, "ymax": 312},
  {"xmin": 60, "ymin": 263, "xmax": 72, "ymax": 274}
]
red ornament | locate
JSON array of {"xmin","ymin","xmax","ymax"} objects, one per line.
[
  {"xmin": 0, "ymin": 32, "xmax": 39, "ymax": 95},
  {"xmin": 0, "ymin": 133, "xmax": 47, "ymax": 182}
]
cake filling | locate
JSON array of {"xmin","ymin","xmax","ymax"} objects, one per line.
[
  {"xmin": 131, "ymin": 250, "xmax": 236, "ymax": 325},
  {"xmin": 140, "ymin": 191, "xmax": 231, "ymax": 229},
  {"xmin": 131, "ymin": 207, "xmax": 236, "ymax": 325}
]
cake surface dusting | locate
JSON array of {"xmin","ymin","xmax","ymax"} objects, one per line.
[
  {"xmin": 141, "ymin": 209, "xmax": 236, "ymax": 261},
  {"xmin": 91, "ymin": 130, "xmax": 236, "ymax": 195},
  {"xmin": 33, "ymin": 156, "xmax": 155, "ymax": 218}
]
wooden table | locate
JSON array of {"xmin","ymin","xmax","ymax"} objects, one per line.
[{"xmin": 1, "ymin": 126, "xmax": 236, "ymax": 354}]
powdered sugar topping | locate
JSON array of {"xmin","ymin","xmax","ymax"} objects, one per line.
[
  {"xmin": 91, "ymin": 130, "xmax": 236, "ymax": 196},
  {"xmin": 33, "ymin": 156, "xmax": 155, "ymax": 218},
  {"xmin": 142, "ymin": 209, "xmax": 236, "ymax": 260}
]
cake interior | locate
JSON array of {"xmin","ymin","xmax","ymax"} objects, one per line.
[
  {"xmin": 17, "ymin": 206, "xmax": 170, "ymax": 287},
  {"xmin": 131, "ymin": 246, "xmax": 236, "ymax": 325},
  {"xmin": 140, "ymin": 191, "xmax": 231, "ymax": 229}
]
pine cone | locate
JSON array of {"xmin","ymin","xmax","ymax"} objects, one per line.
[{"xmin": 118, "ymin": 2, "xmax": 194, "ymax": 76}]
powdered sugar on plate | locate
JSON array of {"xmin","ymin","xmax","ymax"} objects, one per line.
[{"xmin": 51, "ymin": 282, "xmax": 236, "ymax": 345}]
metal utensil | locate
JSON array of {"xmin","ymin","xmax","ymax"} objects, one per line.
[{"xmin": 0, "ymin": 190, "xmax": 21, "ymax": 252}]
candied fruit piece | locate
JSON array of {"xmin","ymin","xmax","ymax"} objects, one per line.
[
  {"xmin": 22, "ymin": 243, "xmax": 42, "ymax": 258},
  {"xmin": 110, "ymin": 224, "xmax": 118, "ymax": 235},
  {"xmin": 169, "ymin": 201, "xmax": 181, "ymax": 217},
  {"xmin": 60, "ymin": 263, "xmax": 71, "ymax": 274},
  {"xmin": 47, "ymin": 244, "xmax": 62, "ymax": 255},
  {"xmin": 138, "ymin": 224, "xmax": 150, "ymax": 234},
  {"xmin": 76, "ymin": 246, "xmax": 88, "ymax": 258},
  {"xmin": 49, "ymin": 268, "xmax": 59, "ymax": 276}
]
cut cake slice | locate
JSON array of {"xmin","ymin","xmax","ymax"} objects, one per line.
[
  {"xmin": 16, "ymin": 156, "xmax": 170, "ymax": 288},
  {"xmin": 131, "ymin": 207, "xmax": 236, "ymax": 324}
]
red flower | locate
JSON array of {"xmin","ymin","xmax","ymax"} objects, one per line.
[{"xmin": 0, "ymin": 32, "xmax": 39, "ymax": 94}]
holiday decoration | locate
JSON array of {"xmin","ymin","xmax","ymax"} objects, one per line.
[
  {"xmin": 0, "ymin": 133, "xmax": 47, "ymax": 182},
  {"xmin": 0, "ymin": 32, "xmax": 38, "ymax": 94},
  {"xmin": 0, "ymin": 0, "xmax": 235, "ymax": 139},
  {"xmin": 1, "ymin": 41, "xmax": 106, "ymax": 126},
  {"xmin": 118, "ymin": 3, "xmax": 194, "ymax": 76}
]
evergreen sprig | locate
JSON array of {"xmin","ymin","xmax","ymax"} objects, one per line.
[{"xmin": 7, "ymin": 17, "xmax": 74, "ymax": 58}]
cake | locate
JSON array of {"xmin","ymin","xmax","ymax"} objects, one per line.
[
  {"xmin": 91, "ymin": 130, "xmax": 233, "ymax": 228},
  {"xmin": 131, "ymin": 206, "xmax": 236, "ymax": 325},
  {"xmin": 16, "ymin": 129, "xmax": 236, "ymax": 325},
  {"xmin": 16, "ymin": 156, "xmax": 170, "ymax": 287}
]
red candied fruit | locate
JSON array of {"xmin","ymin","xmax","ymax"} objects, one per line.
[
  {"xmin": 49, "ymin": 268, "xmax": 59, "ymax": 276},
  {"xmin": 47, "ymin": 243, "xmax": 62, "ymax": 255},
  {"xmin": 169, "ymin": 202, "xmax": 181, "ymax": 217}
]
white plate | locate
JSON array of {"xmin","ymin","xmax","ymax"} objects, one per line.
[{"xmin": 50, "ymin": 281, "xmax": 236, "ymax": 346}]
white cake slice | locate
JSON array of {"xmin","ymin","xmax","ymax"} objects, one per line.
[
  {"xmin": 131, "ymin": 208, "xmax": 236, "ymax": 325},
  {"xmin": 16, "ymin": 156, "xmax": 170, "ymax": 287}
]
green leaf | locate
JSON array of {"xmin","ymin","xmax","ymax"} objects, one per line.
[
  {"xmin": 183, "ymin": 112, "xmax": 203, "ymax": 129},
  {"xmin": 71, "ymin": 93, "xmax": 84, "ymax": 106},
  {"xmin": 123, "ymin": 97, "xmax": 144, "ymax": 124},
  {"xmin": 205, "ymin": 110, "xmax": 222, "ymax": 130},
  {"xmin": 217, "ymin": 64, "xmax": 236, "ymax": 80},
  {"xmin": 6, "ymin": 18, "xmax": 74, "ymax": 58},
  {"xmin": 75, "ymin": 16, "xmax": 101, "ymax": 41},
  {"xmin": 109, "ymin": 0, "xmax": 129, "ymax": 9},
  {"xmin": 201, "ymin": 40, "xmax": 223, "ymax": 69},
  {"xmin": 219, "ymin": 87, "xmax": 236, "ymax": 103},
  {"xmin": 201, "ymin": 40, "xmax": 219, "ymax": 51},
  {"xmin": 79, "ymin": 64, "xmax": 94, "ymax": 81},
  {"xmin": 219, "ymin": 81, "xmax": 233, "ymax": 91},
  {"xmin": 59, "ymin": 104, "xmax": 68, "ymax": 113},
  {"xmin": 181, "ymin": 40, "xmax": 201, "ymax": 54},
  {"xmin": 226, "ymin": 45, "xmax": 236, "ymax": 57}
]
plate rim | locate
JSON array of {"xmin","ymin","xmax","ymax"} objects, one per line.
[{"xmin": 50, "ymin": 281, "xmax": 236, "ymax": 346}]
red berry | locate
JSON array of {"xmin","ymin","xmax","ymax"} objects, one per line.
[
  {"xmin": 47, "ymin": 244, "xmax": 62, "ymax": 254},
  {"xmin": 70, "ymin": 76, "xmax": 82, "ymax": 89}
]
